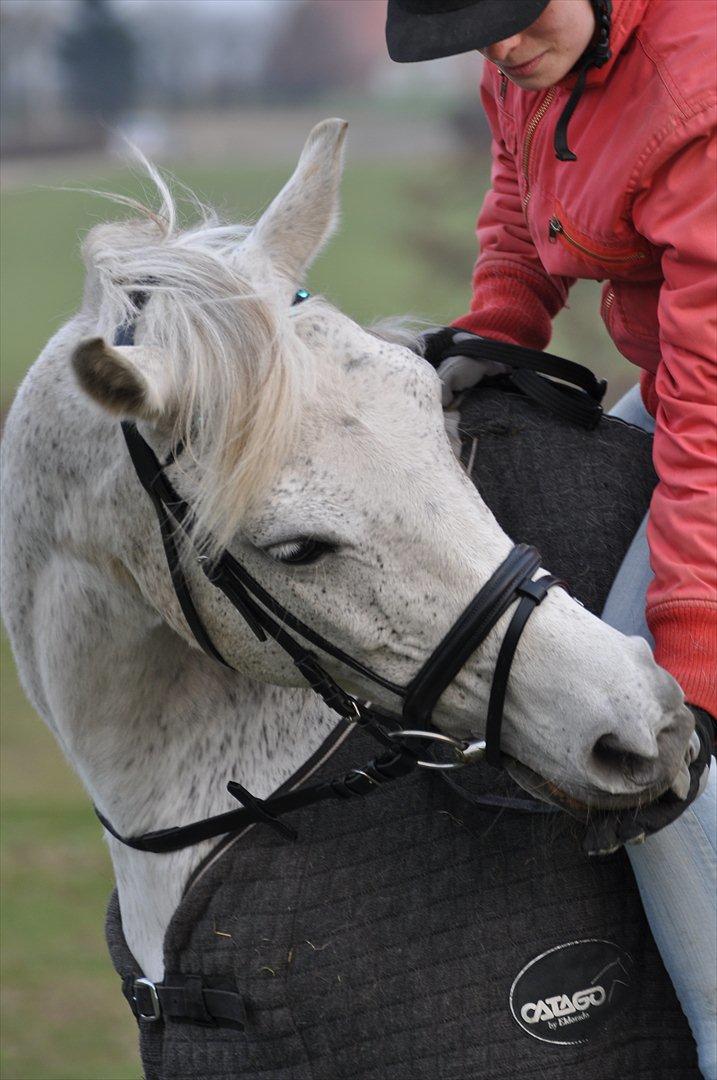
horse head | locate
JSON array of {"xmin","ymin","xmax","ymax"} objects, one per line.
[{"xmin": 60, "ymin": 119, "xmax": 692, "ymax": 812}]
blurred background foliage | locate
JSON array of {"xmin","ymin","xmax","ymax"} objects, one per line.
[{"xmin": 1, "ymin": 2, "xmax": 635, "ymax": 1077}]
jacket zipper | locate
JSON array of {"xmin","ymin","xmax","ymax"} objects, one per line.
[
  {"xmin": 603, "ymin": 287, "xmax": 615, "ymax": 313},
  {"xmin": 548, "ymin": 217, "xmax": 646, "ymax": 263},
  {"xmin": 521, "ymin": 87, "xmax": 557, "ymax": 208}
]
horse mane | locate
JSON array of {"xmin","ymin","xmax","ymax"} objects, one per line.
[
  {"xmin": 77, "ymin": 160, "xmax": 428, "ymax": 554},
  {"xmin": 369, "ymin": 315, "xmax": 427, "ymax": 355},
  {"xmin": 80, "ymin": 165, "xmax": 322, "ymax": 555}
]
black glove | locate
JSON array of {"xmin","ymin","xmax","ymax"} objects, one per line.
[{"xmin": 582, "ymin": 706, "xmax": 714, "ymax": 857}]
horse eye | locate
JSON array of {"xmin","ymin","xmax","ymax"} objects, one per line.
[{"xmin": 266, "ymin": 537, "xmax": 336, "ymax": 566}]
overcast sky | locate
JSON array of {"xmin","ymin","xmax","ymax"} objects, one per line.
[
  {"xmin": 1, "ymin": 0, "xmax": 293, "ymax": 21},
  {"xmin": 114, "ymin": 0, "xmax": 291, "ymax": 17}
]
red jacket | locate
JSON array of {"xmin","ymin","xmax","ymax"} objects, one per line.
[{"xmin": 454, "ymin": 0, "xmax": 717, "ymax": 715}]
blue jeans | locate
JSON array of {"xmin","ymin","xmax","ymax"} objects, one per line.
[{"xmin": 602, "ymin": 386, "xmax": 717, "ymax": 1079}]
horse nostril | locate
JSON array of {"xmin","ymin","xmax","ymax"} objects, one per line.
[{"xmin": 591, "ymin": 732, "xmax": 661, "ymax": 786}]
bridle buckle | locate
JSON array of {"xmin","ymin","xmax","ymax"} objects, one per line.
[{"xmin": 459, "ymin": 739, "xmax": 489, "ymax": 764}]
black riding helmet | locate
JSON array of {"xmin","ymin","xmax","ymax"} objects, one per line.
[
  {"xmin": 385, "ymin": 0, "xmax": 549, "ymax": 62},
  {"xmin": 385, "ymin": 0, "xmax": 613, "ymax": 160}
]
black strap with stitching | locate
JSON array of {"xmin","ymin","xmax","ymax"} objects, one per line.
[
  {"xmin": 440, "ymin": 335, "xmax": 606, "ymax": 429},
  {"xmin": 403, "ymin": 545, "xmax": 543, "ymax": 725},
  {"xmin": 484, "ymin": 574, "xmax": 564, "ymax": 767},
  {"xmin": 97, "ymin": 744, "xmax": 417, "ymax": 853},
  {"xmin": 124, "ymin": 973, "xmax": 247, "ymax": 1026}
]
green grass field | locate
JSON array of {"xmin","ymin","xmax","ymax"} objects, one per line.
[
  {"xmin": 0, "ymin": 155, "xmax": 634, "ymax": 1078},
  {"xmin": 0, "ymin": 161, "xmax": 483, "ymax": 410},
  {"xmin": 1, "ymin": 629, "xmax": 140, "ymax": 1079}
]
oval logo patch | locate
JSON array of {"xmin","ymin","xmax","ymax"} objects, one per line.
[{"xmin": 509, "ymin": 939, "xmax": 633, "ymax": 1045}]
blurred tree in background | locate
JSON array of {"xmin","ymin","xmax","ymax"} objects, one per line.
[
  {"xmin": 263, "ymin": 0, "xmax": 385, "ymax": 100},
  {"xmin": 58, "ymin": 0, "xmax": 138, "ymax": 133}
]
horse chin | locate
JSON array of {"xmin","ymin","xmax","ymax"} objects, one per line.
[{"xmin": 503, "ymin": 757, "xmax": 664, "ymax": 815}]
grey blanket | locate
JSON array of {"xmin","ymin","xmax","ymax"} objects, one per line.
[{"xmin": 107, "ymin": 385, "xmax": 698, "ymax": 1080}]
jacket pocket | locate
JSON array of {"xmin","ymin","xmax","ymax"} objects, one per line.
[{"xmin": 547, "ymin": 202, "xmax": 648, "ymax": 273}]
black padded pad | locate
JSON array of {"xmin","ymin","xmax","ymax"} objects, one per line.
[{"xmin": 460, "ymin": 383, "xmax": 656, "ymax": 616}]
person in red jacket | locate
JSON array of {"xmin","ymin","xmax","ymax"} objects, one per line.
[{"xmin": 386, "ymin": 1, "xmax": 716, "ymax": 1075}]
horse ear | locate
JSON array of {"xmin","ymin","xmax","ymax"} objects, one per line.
[
  {"xmin": 251, "ymin": 117, "xmax": 348, "ymax": 283},
  {"xmin": 72, "ymin": 337, "xmax": 174, "ymax": 424}
]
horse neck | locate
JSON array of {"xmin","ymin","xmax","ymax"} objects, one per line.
[
  {"xmin": 83, "ymin": 590, "xmax": 339, "ymax": 981},
  {"xmin": 8, "ymin": 412, "xmax": 338, "ymax": 982},
  {"xmin": 1, "ymin": 345, "xmax": 338, "ymax": 980}
]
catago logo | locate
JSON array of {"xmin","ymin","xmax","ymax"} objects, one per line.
[
  {"xmin": 520, "ymin": 984, "xmax": 606, "ymax": 1024},
  {"xmin": 509, "ymin": 940, "xmax": 633, "ymax": 1045}
]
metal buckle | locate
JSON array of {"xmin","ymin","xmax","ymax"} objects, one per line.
[
  {"xmin": 344, "ymin": 697, "xmax": 363, "ymax": 722},
  {"xmin": 387, "ymin": 729, "xmax": 486, "ymax": 770},
  {"xmin": 347, "ymin": 768, "xmax": 379, "ymax": 787},
  {"xmin": 134, "ymin": 977, "xmax": 161, "ymax": 1022}
]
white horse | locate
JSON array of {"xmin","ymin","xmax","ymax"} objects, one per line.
[{"xmin": 0, "ymin": 119, "xmax": 694, "ymax": 985}]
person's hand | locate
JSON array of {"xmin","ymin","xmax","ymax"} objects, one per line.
[
  {"xmin": 419, "ymin": 327, "xmax": 508, "ymax": 407},
  {"xmin": 583, "ymin": 706, "xmax": 713, "ymax": 856}
]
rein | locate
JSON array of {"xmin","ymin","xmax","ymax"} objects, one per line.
[{"xmin": 97, "ymin": 291, "xmax": 598, "ymax": 854}]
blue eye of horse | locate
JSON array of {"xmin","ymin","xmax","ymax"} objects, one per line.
[{"xmin": 293, "ymin": 289, "xmax": 311, "ymax": 305}]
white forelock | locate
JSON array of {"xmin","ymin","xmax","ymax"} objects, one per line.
[{"xmin": 79, "ymin": 175, "xmax": 322, "ymax": 555}]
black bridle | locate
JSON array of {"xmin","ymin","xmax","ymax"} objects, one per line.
[{"xmin": 97, "ymin": 292, "xmax": 570, "ymax": 853}]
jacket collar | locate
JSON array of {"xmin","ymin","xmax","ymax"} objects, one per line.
[{"xmin": 565, "ymin": 0, "xmax": 649, "ymax": 90}]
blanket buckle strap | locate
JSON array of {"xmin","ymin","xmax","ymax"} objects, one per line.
[
  {"xmin": 132, "ymin": 977, "xmax": 161, "ymax": 1022},
  {"xmin": 124, "ymin": 973, "xmax": 248, "ymax": 1028}
]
